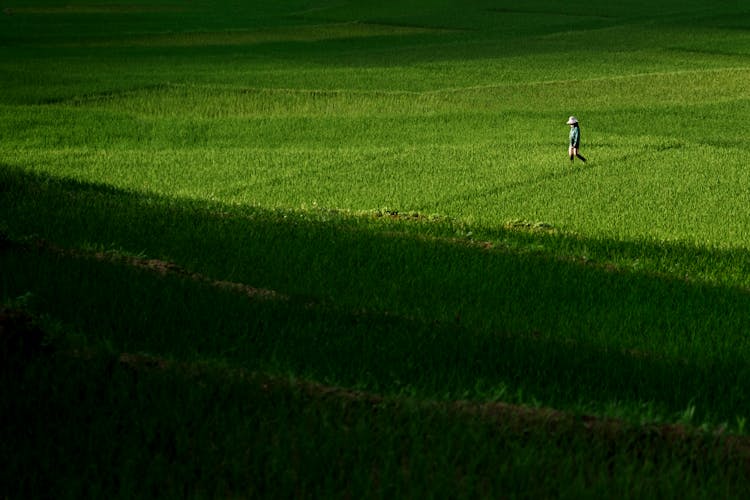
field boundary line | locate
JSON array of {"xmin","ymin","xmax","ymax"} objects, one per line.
[
  {"xmin": 421, "ymin": 66, "xmax": 750, "ymax": 95},
  {"xmin": 168, "ymin": 65, "xmax": 750, "ymax": 98},
  {"xmin": 23, "ymin": 239, "xmax": 288, "ymax": 302},
  {"xmin": 46, "ymin": 65, "xmax": 748, "ymax": 106},
  {"xmin": 58, "ymin": 346, "xmax": 750, "ymax": 457}
]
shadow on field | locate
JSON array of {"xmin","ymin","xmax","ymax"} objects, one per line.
[
  {"xmin": 3, "ymin": 166, "xmax": 750, "ymax": 423},
  {"xmin": 5, "ymin": 314, "xmax": 750, "ymax": 498}
]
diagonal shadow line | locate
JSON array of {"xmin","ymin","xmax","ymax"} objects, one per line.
[
  {"xmin": 3, "ymin": 165, "xmax": 750, "ymax": 421},
  {"xmin": 5, "ymin": 230, "xmax": 750, "ymax": 424}
]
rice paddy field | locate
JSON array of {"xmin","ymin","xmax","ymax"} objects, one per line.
[{"xmin": 2, "ymin": 0, "xmax": 750, "ymax": 497}]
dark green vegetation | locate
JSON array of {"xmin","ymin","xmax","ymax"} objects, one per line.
[{"xmin": 2, "ymin": 0, "xmax": 750, "ymax": 497}]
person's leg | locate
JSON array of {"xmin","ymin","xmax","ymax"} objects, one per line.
[{"xmin": 570, "ymin": 146, "xmax": 586, "ymax": 163}]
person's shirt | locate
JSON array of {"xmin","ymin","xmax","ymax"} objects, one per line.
[{"xmin": 569, "ymin": 125, "xmax": 580, "ymax": 147}]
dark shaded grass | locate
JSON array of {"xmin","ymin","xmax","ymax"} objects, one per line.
[
  {"xmin": 4, "ymin": 241, "xmax": 750, "ymax": 426},
  {"xmin": 0, "ymin": 0, "xmax": 314, "ymax": 43},
  {"xmin": 3, "ymin": 168, "xmax": 750, "ymax": 425},
  {"xmin": 2, "ymin": 327, "xmax": 750, "ymax": 499}
]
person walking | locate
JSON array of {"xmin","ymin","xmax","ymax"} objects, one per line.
[{"xmin": 567, "ymin": 116, "xmax": 587, "ymax": 163}]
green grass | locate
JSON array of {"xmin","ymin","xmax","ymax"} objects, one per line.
[
  {"xmin": 2, "ymin": 0, "xmax": 750, "ymax": 496},
  {"xmin": 7, "ymin": 343, "xmax": 749, "ymax": 499}
]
